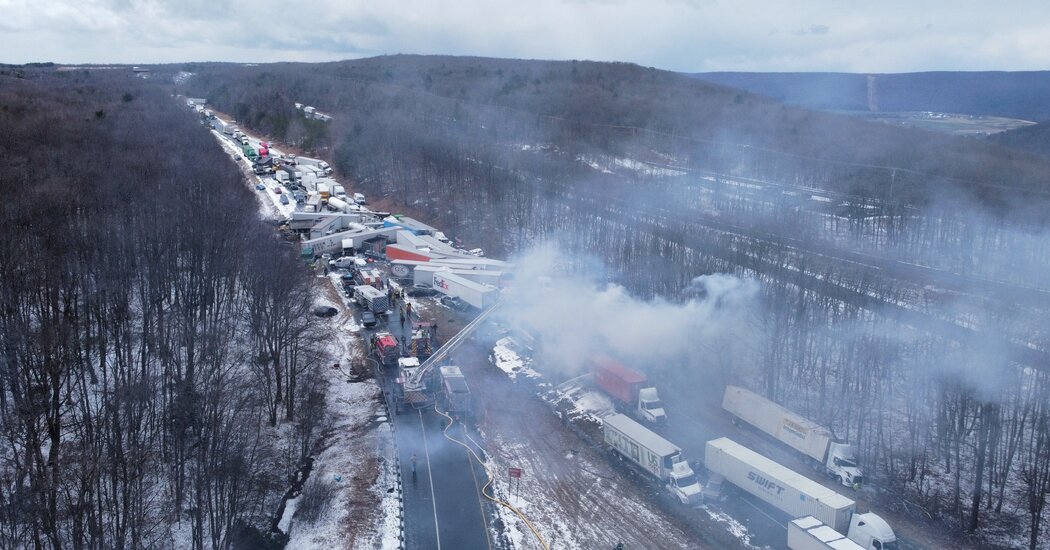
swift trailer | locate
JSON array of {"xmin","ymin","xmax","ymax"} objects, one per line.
[
  {"xmin": 788, "ymin": 517, "xmax": 866, "ymax": 550},
  {"xmin": 705, "ymin": 438, "xmax": 897, "ymax": 550},
  {"xmin": 722, "ymin": 385, "xmax": 863, "ymax": 488},
  {"xmin": 592, "ymin": 357, "xmax": 666, "ymax": 425},
  {"xmin": 603, "ymin": 413, "xmax": 702, "ymax": 506}
]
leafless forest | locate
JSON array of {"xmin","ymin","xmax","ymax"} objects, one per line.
[
  {"xmin": 187, "ymin": 56, "xmax": 1050, "ymax": 548},
  {"xmin": 0, "ymin": 69, "xmax": 325, "ymax": 549}
]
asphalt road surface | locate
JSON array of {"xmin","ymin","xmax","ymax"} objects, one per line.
[
  {"xmin": 400, "ymin": 407, "xmax": 492, "ymax": 550},
  {"xmin": 375, "ymin": 360, "xmax": 493, "ymax": 550}
]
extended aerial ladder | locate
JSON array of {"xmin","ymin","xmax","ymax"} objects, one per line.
[{"xmin": 394, "ymin": 299, "xmax": 502, "ymax": 412}]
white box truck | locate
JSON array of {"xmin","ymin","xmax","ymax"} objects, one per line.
[
  {"xmin": 603, "ymin": 413, "xmax": 702, "ymax": 505},
  {"xmin": 722, "ymin": 385, "xmax": 863, "ymax": 488},
  {"xmin": 788, "ymin": 517, "xmax": 866, "ymax": 550},
  {"xmin": 705, "ymin": 438, "xmax": 896, "ymax": 550},
  {"xmin": 354, "ymin": 285, "xmax": 390, "ymax": 313}
]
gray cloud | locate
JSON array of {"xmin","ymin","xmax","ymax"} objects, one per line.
[
  {"xmin": 793, "ymin": 24, "xmax": 830, "ymax": 36},
  {"xmin": 1, "ymin": 0, "xmax": 1049, "ymax": 71}
]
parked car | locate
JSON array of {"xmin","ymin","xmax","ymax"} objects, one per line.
[
  {"xmin": 280, "ymin": 194, "xmax": 289, "ymax": 205},
  {"xmin": 361, "ymin": 310, "xmax": 378, "ymax": 328},
  {"xmin": 312, "ymin": 306, "xmax": 338, "ymax": 318},
  {"xmin": 255, "ymin": 183, "xmax": 266, "ymax": 190},
  {"xmin": 407, "ymin": 284, "xmax": 439, "ymax": 297},
  {"xmin": 273, "ymin": 187, "xmax": 282, "ymax": 194},
  {"xmin": 440, "ymin": 295, "xmax": 470, "ymax": 311}
]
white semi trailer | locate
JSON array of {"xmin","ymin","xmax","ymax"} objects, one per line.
[
  {"xmin": 432, "ymin": 271, "xmax": 498, "ymax": 310},
  {"xmin": 603, "ymin": 413, "xmax": 702, "ymax": 505},
  {"xmin": 788, "ymin": 517, "xmax": 866, "ymax": 550},
  {"xmin": 705, "ymin": 438, "xmax": 896, "ymax": 550},
  {"xmin": 722, "ymin": 385, "xmax": 863, "ymax": 488},
  {"xmin": 354, "ymin": 285, "xmax": 389, "ymax": 314}
]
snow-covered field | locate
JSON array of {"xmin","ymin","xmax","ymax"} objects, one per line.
[{"xmin": 282, "ymin": 372, "xmax": 400, "ymax": 550}]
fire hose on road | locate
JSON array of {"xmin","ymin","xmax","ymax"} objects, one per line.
[{"xmin": 434, "ymin": 405, "xmax": 550, "ymax": 550}]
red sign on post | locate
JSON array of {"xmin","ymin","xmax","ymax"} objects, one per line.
[{"xmin": 508, "ymin": 467, "xmax": 522, "ymax": 478}]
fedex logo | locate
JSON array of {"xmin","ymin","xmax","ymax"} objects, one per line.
[
  {"xmin": 434, "ymin": 278, "xmax": 450, "ymax": 290},
  {"xmin": 747, "ymin": 471, "xmax": 785, "ymax": 495}
]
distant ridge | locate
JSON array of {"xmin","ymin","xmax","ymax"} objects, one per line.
[{"xmin": 692, "ymin": 71, "xmax": 1050, "ymax": 122}]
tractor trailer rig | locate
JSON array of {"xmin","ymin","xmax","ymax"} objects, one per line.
[
  {"xmin": 603, "ymin": 413, "xmax": 702, "ymax": 505},
  {"xmin": 705, "ymin": 438, "xmax": 896, "ymax": 550},
  {"xmin": 722, "ymin": 385, "xmax": 863, "ymax": 488},
  {"xmin": 592, "ymin": 357, "xmax": 666, "ymax": 425},
  {"xmin": 788, "ymin": 516, "xmax": 866, "ymax": 550}
]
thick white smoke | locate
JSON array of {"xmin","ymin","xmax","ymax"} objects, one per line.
[{"xmin": 501, "ymin": 244, "xmax": 762, "ymax": 379}]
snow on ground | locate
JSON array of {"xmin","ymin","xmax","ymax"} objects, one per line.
[
  {"xmin": 701, "ymin": 505, "xmax": 754, "ymax": 547},
  {"xmin": 219, "ymin": 127, "xmax": 398, "ymax": 549},
  {"xmin": 580, "ymin": 157, "xmax": 614, "ymax": 174},
  {"xmin": 576, "ymin": 154, "xmax": 688, "ymax": 177},
  {"xmin": 210, "ymin": 130, "xmax": 298, "ymax": 219},
  {"xmin": 611, "ymin": 157, "xmax": 687, "ymax": 176},
  {"xmin": 283, "ymin": 374, "xmax": 398, "ymax": 550},
  {"xmin": 481, "ymin": 426, "xmax": 702, "ymax": 550},
  {"xmin": 489, "ymin": 337, "xmax": 541, "ymax": 380},
  {"xmin": 550, "ymin": 376, "xmax": 616, "ymax": 425},
  {"xmin": 279, "ymin": 497, "xmax": 299, "ymax": 533},
  {"xmin": 280, "ymin": 280, "xmax": 399, "ymax": 550},
  {"xmin": 470, "ymin": 338, "xmax": 708, "ymax": 548}
]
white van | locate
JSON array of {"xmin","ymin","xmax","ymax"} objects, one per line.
[{"xmin": 353, "ymin": 192, "xmax": 366, "ymax": 204}]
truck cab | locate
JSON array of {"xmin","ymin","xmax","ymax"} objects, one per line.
[
  {"xmin": 637, "ymin": 387, "xmax": 667, "ymax": 425},
  {"xmin": 828, "ymin": 442, "xmax": 864, "ymax": 488},
  {"xmin": 846, "ymin": 512, "xmax": 898, "ymax": 550},
  {"xmin": 370, "ymin": 332, "xmax": 400, "ymax": 367},
  {"xmin": 667, "ymin": 459, "xmax": 703, "ymax": 506}
]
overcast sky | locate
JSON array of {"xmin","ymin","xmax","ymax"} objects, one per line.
[{"xmin": 3, "ymin": 0, "xmax": 1050, "ymax": 72}]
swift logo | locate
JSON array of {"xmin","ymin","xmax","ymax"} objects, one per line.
[{"xmin": 747, "ymin": 471, "xmax": 785, "ymax": 495}]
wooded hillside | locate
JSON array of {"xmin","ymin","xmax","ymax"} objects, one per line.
[
  {"xmin": 0, "ymin": 68, "xmax": 323, "ymax": 549},
  {"xmin": 183, "ymin": 55, "xmax": 1050, "ymax": 548}
]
